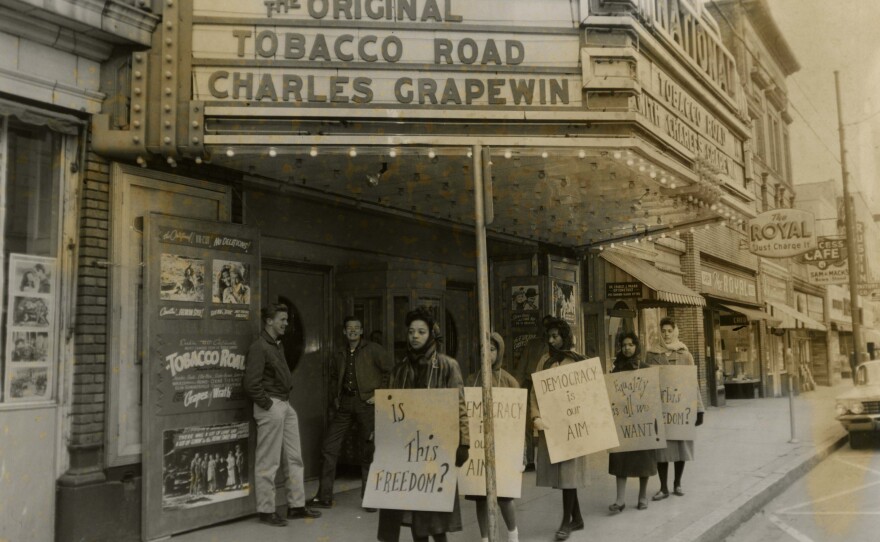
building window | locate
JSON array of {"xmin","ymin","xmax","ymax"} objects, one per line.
[
  {"xmin": 0, "ymin": 116, "xmax": 65, "ymax": 404},
  {"xmin": 753, "ymin": 115, "xmax": 766, "ymax": 160}
]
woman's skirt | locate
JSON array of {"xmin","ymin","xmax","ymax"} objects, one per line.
[
  {"xmin": 608, "ymin": 449, "xmax": 658, "ymax": 478},
  {"xmin": 654, "ymin": 439, "xmax": 694, "ymax": 463},
  {"xmin": 535, "ymin": 433, "xmax": 589, "ymax": 489},
  {"xmin": 377, "ymin": 488, "xmax": 463, "ymax": 541}
]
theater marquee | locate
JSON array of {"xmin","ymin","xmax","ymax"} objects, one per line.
[{"xmin": 192, "ymin": 0, "xmax": 582, "ymax": 109}]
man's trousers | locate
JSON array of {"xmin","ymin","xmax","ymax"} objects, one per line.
[
  {"xmin": 317, "ymin": 393, "xmax": 375, "ymax": 501},
  {"xmin": 253, "ymin": 398, "xmax": 305, "ymax": 513}
]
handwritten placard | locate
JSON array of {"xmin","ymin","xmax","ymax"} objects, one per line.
[
  {"xmin": 606, "ymin": 367, "xmax": 667, "ymax": 452},
  {"xmin": 658, "ymin": 366, "xmax": 699, "ymax": 440},
  {"xmin": 533, "ymin": 357, "xmax": 619, "ymax": 463},
  {"xmin": 363, "ymin": 389, "xmax": 459, "ymax": 512},
  {"xmin": 459, "ymin": 387, "xmax": 527, "ymax": 498}
]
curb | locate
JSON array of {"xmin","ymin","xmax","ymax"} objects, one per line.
[{"xmin": 669, "ymin": 429, "xmax": 849, "ymax": 542}]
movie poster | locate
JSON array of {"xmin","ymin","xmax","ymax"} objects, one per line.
[
  {"xmin": 160, "ymin": 254, "xmax": 206, "ymax": 302},
  {"xmin": 4, "ymin": 254, "xmax": 56, "ymax": 403},
  {"xmin": 212, "ymin": 260, "xmax": 251, "ymax": 305},
  {"xmin": 510, "ymin": 285, "xmax": 539, "ymax": 328},
  {"xmin": 551, "ymin": 279, "xmax": 577, "ymax": 326},
  {"xmin": 155, "ymin": 334, "xmax": 249, "ymax": 414},
  {"xmin": 162, "ymin": 422, "xmax": 250, "ymax": 510}
]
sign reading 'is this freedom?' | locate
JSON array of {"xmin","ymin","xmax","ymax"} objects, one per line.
[
  {"xmin": 658, "ymin": 366, "xmax": 700, "ymax": 441},
  {"xmin": 533, "ymin": 358, "xmax": 619, "ymax": 464},
  {"xmin": 606, "ymin": 367, "xmax": 666, "ymax": 453},
  {"xmin": 747, "ymin": 209, "xmax": 816, "ymax": 258},
  {"xmin": 459, "ymin": 387, "xmax": 527, "ymax": 499},
  {"xmin": 364, "ymin": 389, "xmax": 459, "ymax": 512}
]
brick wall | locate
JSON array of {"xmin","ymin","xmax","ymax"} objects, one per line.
[
  {"xmin": 69, "ymin": 152, "xmax": 111, "ymax": 468},
  {"xmin": 677, "ymin": 231, "xmax": 709, "ymax": 406}
]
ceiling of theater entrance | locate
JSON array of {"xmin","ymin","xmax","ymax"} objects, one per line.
[{"xmin": 210, "ymin": 147, "xmax": 729, "ymax": 249}]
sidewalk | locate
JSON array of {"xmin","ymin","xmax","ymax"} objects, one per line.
[{"xmin": 173, "ymin": 383, "xmax": 848, "ymax": 542}]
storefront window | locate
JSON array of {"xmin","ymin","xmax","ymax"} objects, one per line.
[{"xmin": 0, "ymin": 117, "xmax": 64, "ymax": 403}]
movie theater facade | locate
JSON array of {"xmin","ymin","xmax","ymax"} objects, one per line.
[{"xmin": 0, "ymin": 1, "xmax": 765, "ymax": 541}]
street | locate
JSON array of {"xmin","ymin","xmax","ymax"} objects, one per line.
[{"xmin": 726, "ymin": 436, "xmax": 880, "ymax": 542}]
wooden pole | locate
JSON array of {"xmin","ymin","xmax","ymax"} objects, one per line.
[
  {"xmin": 834, "ymin": 71, "xmax": 865, "ymax": 374},
  {"xmin": 472, "ymin": 144, "xmax": 498, "ymax": 541}
]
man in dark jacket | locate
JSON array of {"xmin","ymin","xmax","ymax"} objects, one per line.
[
  {"xmin": 244, "ymin": 303, "xmax": 321, "ymax": 527},
  {"xmin": 308, "ymin": 316, "xmax": 392, "ymax": 512}
]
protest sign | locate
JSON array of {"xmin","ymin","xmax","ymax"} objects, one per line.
[
  {"xmin": 533, "ymin": 357, "xmax": 619, "ymax": 463},
  {"xmin": 459, "ymin": 387, "xmax": 528, "ymax": 498},
  {"xmin": 658, "ymin": 366, "xmax": 699, "ymax": 440},
  {"xmin": 363, "ymin": 389, "xmax": 459, "ymax": 512},
  {"xmin": 606, "ymin": 367, "xmax": 666, "ymax": 452}
]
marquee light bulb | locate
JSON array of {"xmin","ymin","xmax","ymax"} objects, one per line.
[
  {"xmin": 541, "ymin": 151, "xmax": 549, "ymax": 159},
  {"xmin": 226, "ymin": 148, "xmax": 235, "ymax": 157},
  {"xmin": 309, "ymin": 147, "xmax": 318, "ymax": 157},
  {"xmin": 389, "ymin": 148, "xmax": 397, "ymax": 158},
  {"xmin": 578, "ymin": 150, "xmax": 586, "ymax": 159},
  {"xmin": 349, "ymin": 148, "xmax": 358, "ymax": 158},
  {"xmin": 428, "ymin": 149, "xmax": 437, "ymax": 159},
  {"xmin": 503, "ymin": 149, "xmax": 512, "ymax": 159},
  {"xmin": 268, "ymin": 147, "xmax": 277, "ymax": 158}
]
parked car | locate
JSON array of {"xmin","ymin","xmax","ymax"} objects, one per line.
[{"xmin": 836, "ymin": 360, "xmax": 880, "ymax": 448}]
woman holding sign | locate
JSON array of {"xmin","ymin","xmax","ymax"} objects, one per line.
[
  {"xmin": 529, "ymin": 318, "xmax": 587, "ymax": 541},
  {"xmin": 377, "ymin": 307, "xmax": 470, "ymax": 542},
  {"xmin": 608, "ymin": 332, "xmax": 656, "ymax": 512},
  {"xmin": 645, "ymin": 317, "xmax": 704, "ymax": 501},
  {"xmin": 466, "ymin": 332, "xmax": 521, "ymax": 542}
]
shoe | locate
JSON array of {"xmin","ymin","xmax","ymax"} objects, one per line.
[
  {"xmin": 258, "ymin": 512, "xmax": 288, "ymax": 527},
  {"xmin": 608, "ymin": 503, "xmax": 626, "ymax": 513},
  {"xmin": 673, "ymin": 485, "xmax": 685, "ymax": 496},
  {"xmin": 287, "ymin": 507, "xmax": 322, "ymax": 519},
  {"xmin": 306, "ymin": 496, "xmax": 333, "ymax": 508},
  {"xmin": 554, "ymin": 525, "xmax": 572, "ymax": 541},
  {"xmin": 652, "ymin": 490, "xmax": 670, "ymax": 501},
  {"xmin": 363, "ymin": 507, "xmax": 377, "ymax": 513},
  {"xmin": 637, "ymin": 500, "xmax": 648, "ymax": 510},
  {"xmin": 570, "ymin": 520, "xmax": 584, "ymax": 531}
]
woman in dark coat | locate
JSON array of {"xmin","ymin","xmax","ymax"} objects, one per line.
[
  {"xmin": 608, "ymin": 332, "xmax": 657, "ymax": 512},
  {"xmin": 377, "ymin": 307, "xmax": 470, "ymax": 542},
  {"xmin": 645, "ymin": 316, "xmax": 705, "ymax": 501},
  {"xmin": 529, "ymin": 318, "xmax": 588, "ymax": 541}
]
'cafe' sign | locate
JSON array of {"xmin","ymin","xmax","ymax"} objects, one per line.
[{"xmin": 747, "ymin": 209, "xmax": 816, "ymax": 258}]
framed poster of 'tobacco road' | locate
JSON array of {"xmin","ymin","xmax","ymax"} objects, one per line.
[{"xmin": 142, "ymin": 214, "xmax": 261, "ymax": 541}]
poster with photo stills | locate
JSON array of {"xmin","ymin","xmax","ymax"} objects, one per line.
[{"xmin": 4, "ymin": 254, "xmax": 57, "ymax": 403}]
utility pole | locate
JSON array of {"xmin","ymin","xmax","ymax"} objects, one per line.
[{"xmin": 834, "ymin": 71, "xmax": 865, "ymax": 374}]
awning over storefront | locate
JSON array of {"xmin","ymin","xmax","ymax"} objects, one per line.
[
  {"xmin": 720, "ymin": 303, "xmax": 782, "ymax": 326},
  {"xmin": 768, "ymin": 301, "xmax": 827, "ymax": 332},
  {"xmin": 601, "ymin": 251, "xmax": 705, "ymax": 306},
  {"xmin": 831, "ymin": 320, "xmax": 853, "ymax": 333}
]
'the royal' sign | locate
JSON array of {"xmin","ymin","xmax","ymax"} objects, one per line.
[{"xmin": 747, "ymin": 209, "xmax": 816, "ymax": 258}]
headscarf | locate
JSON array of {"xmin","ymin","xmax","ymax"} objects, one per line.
[
  {"xmin": 647, "ymin": 323, "xmax": 689, "ymax": 355},
  {"xmin": 397, "ymin": 307, "xmax": 441, "ymax": 388},
  {"xmin": 546, "ymin": 318, "xmax": 585, "ymax": 363},
  {"xmin": 472, "ymin": 332, "xmax": 506, "ymax": 386}
]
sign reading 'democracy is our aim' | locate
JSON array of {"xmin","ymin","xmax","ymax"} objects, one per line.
[
  {"xmin": 606, "ymin": 367, "xmax": 667, "ymax": 453},
  {"xmin": 533, "ymin": 358, "xmax": 619, "ymax": 464},
  {"xmin": 459, "ymin": 387, "xmax": 527, "ymax": 499},
  {"xmin": 747, "ymin": 209, "xmax": 816, "ymax": 258},
  {"xmin": 364, "ymin": 389, "xmax": 459, "ymax": 512},
  {"xmin": 658, "ymin": 366, "xmax": 699, "ymax": 441},
  {"xmin": 191, "ymin": 0, "xmax": 582, "ymax": 108}
]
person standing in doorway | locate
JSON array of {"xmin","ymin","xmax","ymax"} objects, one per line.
[
  {"xmin": 645, "ymin": 316, "xmax": 704, "ymax": 501},
  {"xmin": 308, "ymin": 316, "xmax": 392, "ymax": 512},
  {"xmin": 244, "ymin": 303, "xmax": 322, "ymax": 527}
]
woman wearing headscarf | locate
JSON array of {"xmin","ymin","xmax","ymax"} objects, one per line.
[
  {"xmin": 608, "ymin": 331, "xmax": 656, "ymax": 512},
  {"xmin": 529, "ymin": 318, "xmax": 588, "ymax": 541},
  {"xmin": 377, "ymin": 307, "xmax": 469, "ymax": 542},
  {"xmin": 645, "ymin": 316, "xmax": 705, "ymax": 501},
  {"xmin": 466, "ymin": 332, "xmax": 520, "ymax": 542}
]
